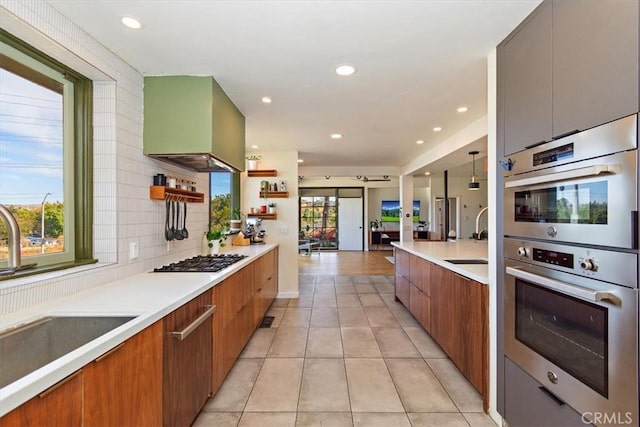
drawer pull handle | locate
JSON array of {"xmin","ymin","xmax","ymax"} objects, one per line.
[
  {"xmin": 538, "ymin": 386, "xmax": 565, "ymax": 406},
  {"xmin": 171, "ymin": 305, "xmax": 215, "ymax": 341},
  {"xmin": 95, "ymin": 342, "xmax": 125, "ymax": 363},
  {"xmin": 454, "ymin": 273, "xmax": 471, "ymax": 282},
  {"xmin": 39, "ymin": 370, "xmax": 81, "ymax": 398}
]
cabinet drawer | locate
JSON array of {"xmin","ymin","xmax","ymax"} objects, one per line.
[
  {"xmin": 395, "ymin": 274, "xmax": 410, "ymax": 308},
  {"xmin": 409, "ymin": 284, "xmax": 430, "ymax": 331},
  {"xmin": 505, "ymin": 357, "xmax": 589, "ymax": 426},
  {"xmin": 164, "ymin": 290, "xmax": 213, "ymax": 427}
]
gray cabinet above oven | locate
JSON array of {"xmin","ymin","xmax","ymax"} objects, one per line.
[{"xmin": 498, "ymin": 0, "xmax": 639, "ymax": 156}]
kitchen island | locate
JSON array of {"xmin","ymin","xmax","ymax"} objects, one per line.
[
  {"xmin": 0, "ymin": 243, "xmax": 278, "ymax": 425},
  {"xmin": 392, "ymin": 240, "xmax": 489, "ymax": 412}
]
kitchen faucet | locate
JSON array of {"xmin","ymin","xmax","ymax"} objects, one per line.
[
  {"xmin": 0, "ymin": 203, "xmax": 22, "ymax": 271},
  {"xmin": 0, "ymin": 203, "xmax": 36, "ymax": 275},
  {"xmin": 475, "ymin": 206, "xmax": 489, "ymax": 240}
]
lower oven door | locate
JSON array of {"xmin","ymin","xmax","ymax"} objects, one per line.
[{"xmin": 505, "ymin": 260, "xmax": 638, "ymax": 426}]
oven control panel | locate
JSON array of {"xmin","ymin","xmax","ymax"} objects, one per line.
[
  {"xmin": 532, "ymin": 248, "xmax": 574, "ymax": 269},
  {"xmin": 505, "ymin": 238, "xmax": 638, "ymax": 289}
]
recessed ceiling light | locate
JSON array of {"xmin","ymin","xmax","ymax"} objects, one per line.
[
  {"xmin": 121, "ymin": 16, "xmax": 142, "ymax": 29},
  {"xmin": 424, "ymin": 172, "xmax": 431, "ymax": 176},
  {"xmin": 457, "ymin": 106, "xmax": 468, "ymax": 113},
  {"xmin": 251, "ymin": 144, "xmax": 259, "ymax": 149},
  {"xmin": 298, "ymin": 159, "xmax": 304, "ymax": 163},
  {"xmin": 416, "ymin": 140, "xmax": 424, "ymax": 145},
  {"xmin": 433, "ymin": 127, "xmax": 442, "ymax": 132},
  {"xmin": 335, "ymin": 65, "xmax": 356, "ymax": 76},
  {"xmin": 261, "ymin": 96, "xmax": 272, "ymax": 104},
  {"xmin": 330, "ymin": 133, "xmax": 343, "ymax": 139}
]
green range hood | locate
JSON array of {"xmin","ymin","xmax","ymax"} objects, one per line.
[{"xmin": 143, "ymin": 76, "xmax": 245, "ymax": 172}]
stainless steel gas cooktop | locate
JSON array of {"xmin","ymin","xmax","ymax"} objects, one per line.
[{"xmin": 153, "ymin": 254, "xmax": 247, "ymax": 273}]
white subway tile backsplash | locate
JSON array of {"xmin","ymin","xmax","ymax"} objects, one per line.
[{"xmin": 0, "ymin": 1, "xmax": 208, "ymax": 314}]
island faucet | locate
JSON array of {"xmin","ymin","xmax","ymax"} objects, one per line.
[
  {"xmin": 0, "ymin": 203, "xmax": 22, "ymax": 270},
  {"xmin": 475, "ymin": 206, "xmax": 489, "ymax": 240}
]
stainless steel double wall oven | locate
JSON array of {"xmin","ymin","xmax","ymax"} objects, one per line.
[{"xmin": 503, "ymin": 114, "xmax": 639, "ymax": 426}]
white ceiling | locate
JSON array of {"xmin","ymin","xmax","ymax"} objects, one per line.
[{"xmin": 47, "ymin": 0, "xmax": 539, "ymax": 171}]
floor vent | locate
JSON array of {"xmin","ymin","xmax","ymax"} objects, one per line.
[{"xmin": 259, "ymin": 316, "xmax": 275, "ymax": 328}]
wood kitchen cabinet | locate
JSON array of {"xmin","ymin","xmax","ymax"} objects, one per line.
[
  {"xmin": 394, "ymin": 248, "xmax": 411, "ymax": 307},
  {"xmin": 253, "ymin": 249, "xmax": 278, "ymax": 328},
  {"xmin": 430, "ymin": 263, "xmax": 488, "ymax": 400},
  {"xmin": 409, "ymin": 283, "xmax": 430, "ymax": 331},
  {"xmin": 394, "ymin": 250, "xmax": 488, "ymax": 409},
  {"xmin": 84, "ymin": 321, "xmax": 163, "ymax": 427},
  {"xmin": 212, "ymin": 248, "xmax": 279, "ymax": 393},
  {"xmin": 163, "ymin": 290, "xmax": 213, "ymax": 427},
  {"xmin": 409, "ymin": 255, "xmax": 431, "ymax": 331},
  {"xmin": 0, "ymin": 371, "xmax": 82, "ymax": 427},
  {"xmin": 499, "ymin": 0, "xmax": 639, "ymax": 156},
  {"xmin": 212, "ymin": 263, "xmax": 254, "ymax": 392}
]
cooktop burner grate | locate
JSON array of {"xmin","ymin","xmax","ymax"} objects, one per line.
[{"xmin": 153, "ymin": 254, "xmax": 248, "ymax": 273}]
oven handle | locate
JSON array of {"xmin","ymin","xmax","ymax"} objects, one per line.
[
  {"xmin": 506, "ymin": 267, "xmax": 620, "ymax": 306},
  {"xmin": 504, "ymin": 164, "xmax": 620, "ymax": 188}
]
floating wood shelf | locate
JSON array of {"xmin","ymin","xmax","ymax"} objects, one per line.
[
  {"xmin": 247, "ymin": 169, "xmax": 277, "ymax": 177},
  {"xmin": 247, "ymin": 213, "xmax": 277, "ymax": 220},
  {"xmin": 149, "ymin": 186, "xmax": 205, "ymax": 203},
  {"xmin": 259, "ymin": 191, "xmax": 289, "ymax": 198}
]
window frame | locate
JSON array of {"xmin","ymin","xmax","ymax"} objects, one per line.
[{"xmin": 0, "ymin": 30, "xmax": 95, "ymax": 279}]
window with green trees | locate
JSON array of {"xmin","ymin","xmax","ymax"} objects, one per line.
[{"xmin": 0, "ymin": 31, "xmax": 93, "ymax": 271}]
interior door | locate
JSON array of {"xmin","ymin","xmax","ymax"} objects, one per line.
[
  {"xmin": 435, "ymin": 197, "xmax": 459, "ymax": 240},
  {"xmin": 338, "ymin": 197, "xmax": 363, "ymax": 250}
]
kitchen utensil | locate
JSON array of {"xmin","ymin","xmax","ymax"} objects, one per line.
[
  {"xmin": 165, "ymin": 199, "xmax": 173, "ymax": 241},
  {"xmin": 182, "ymin": 202, "xmax": 189, "ymax": 239},
  {"xmin": 174, "ymin": 202, "xmax": 184, "ymax": 240},
  {"xmin": 170, "ymin": 201, "xmax": 177, "ymax": 240}
]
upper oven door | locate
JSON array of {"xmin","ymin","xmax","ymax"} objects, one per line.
[{"xmin": 504, "ymin": 149, "xmax": 638, "ymax": 249}]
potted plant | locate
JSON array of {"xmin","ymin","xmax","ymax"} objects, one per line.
[
  {"xmin": 206, "ymin": 229, "xmax": 226, "ymax": 255},
  {"xmin": 230, "ymin": 208, "xmax": 243, "ymax": 232},
  {"xmin": 268, "ymin": 202, "xmax": 276, "ymax": 214},
  {"xmin": 370, "ymin": 219, "xmax": 381, "ymax": 231},
  {"xmin": 246, "ymin": 155, "xmax": 261, "ymax": 170}
]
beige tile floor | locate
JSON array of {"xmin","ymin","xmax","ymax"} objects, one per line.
[{"xmin": 194, "ymin": 274, "xmax": 497, "ymax": 427}]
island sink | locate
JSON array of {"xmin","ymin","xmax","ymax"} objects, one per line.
[{"xmin": 444, "ymin": 258, "xmax": 488, "ymax": 265}]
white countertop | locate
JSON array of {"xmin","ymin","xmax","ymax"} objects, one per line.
[
  {"xmin": 392, "ymin": 240, "xmax": 489, "ymax": 284},
  {"xmin": 0, "ymin": 243, "xmax": 278, "ymax": 416}
]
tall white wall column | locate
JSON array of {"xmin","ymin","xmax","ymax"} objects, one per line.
[{"xmin": 399, "ymin": 174, "xmax": 414, "ymax": 242}]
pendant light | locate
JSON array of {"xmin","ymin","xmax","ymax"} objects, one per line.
[{"xmin": 468, "ymin": 150, "xmax": 480, "ymax": 190}]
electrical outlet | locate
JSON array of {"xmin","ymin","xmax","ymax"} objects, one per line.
[{"xmin": 129, "ymin": 241, "xmax": 139, "ymax": 260}]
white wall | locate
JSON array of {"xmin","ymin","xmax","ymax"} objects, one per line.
[
  {"xmin": 413, "ymin": 176, "xmax": 433, "ymax": 228},
  {"xmin": 447, "ymin": 176, "xmax": 489, "ymax": 239},
  {"xmin": 241, "ymin": 151, "xmax": 299, "ymax": 297},
  {"xmin": 427, "ymin": 175, "xmax": 488, "ymax": 239},
  {"xmin": 0, "ymin": 2, "xmax": 209, "ymax": 314},
  {"xmin": 487, "ymin": 48, "xmax": 501, "ymax": 425},
  {"xmin": 367, "ymin": 187, "xmax": 400, "ymax": 231}
]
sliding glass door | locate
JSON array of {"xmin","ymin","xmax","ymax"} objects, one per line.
[{"xmin": 299, "ymin": 187, "xmax": 363, "ymax": 251}]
